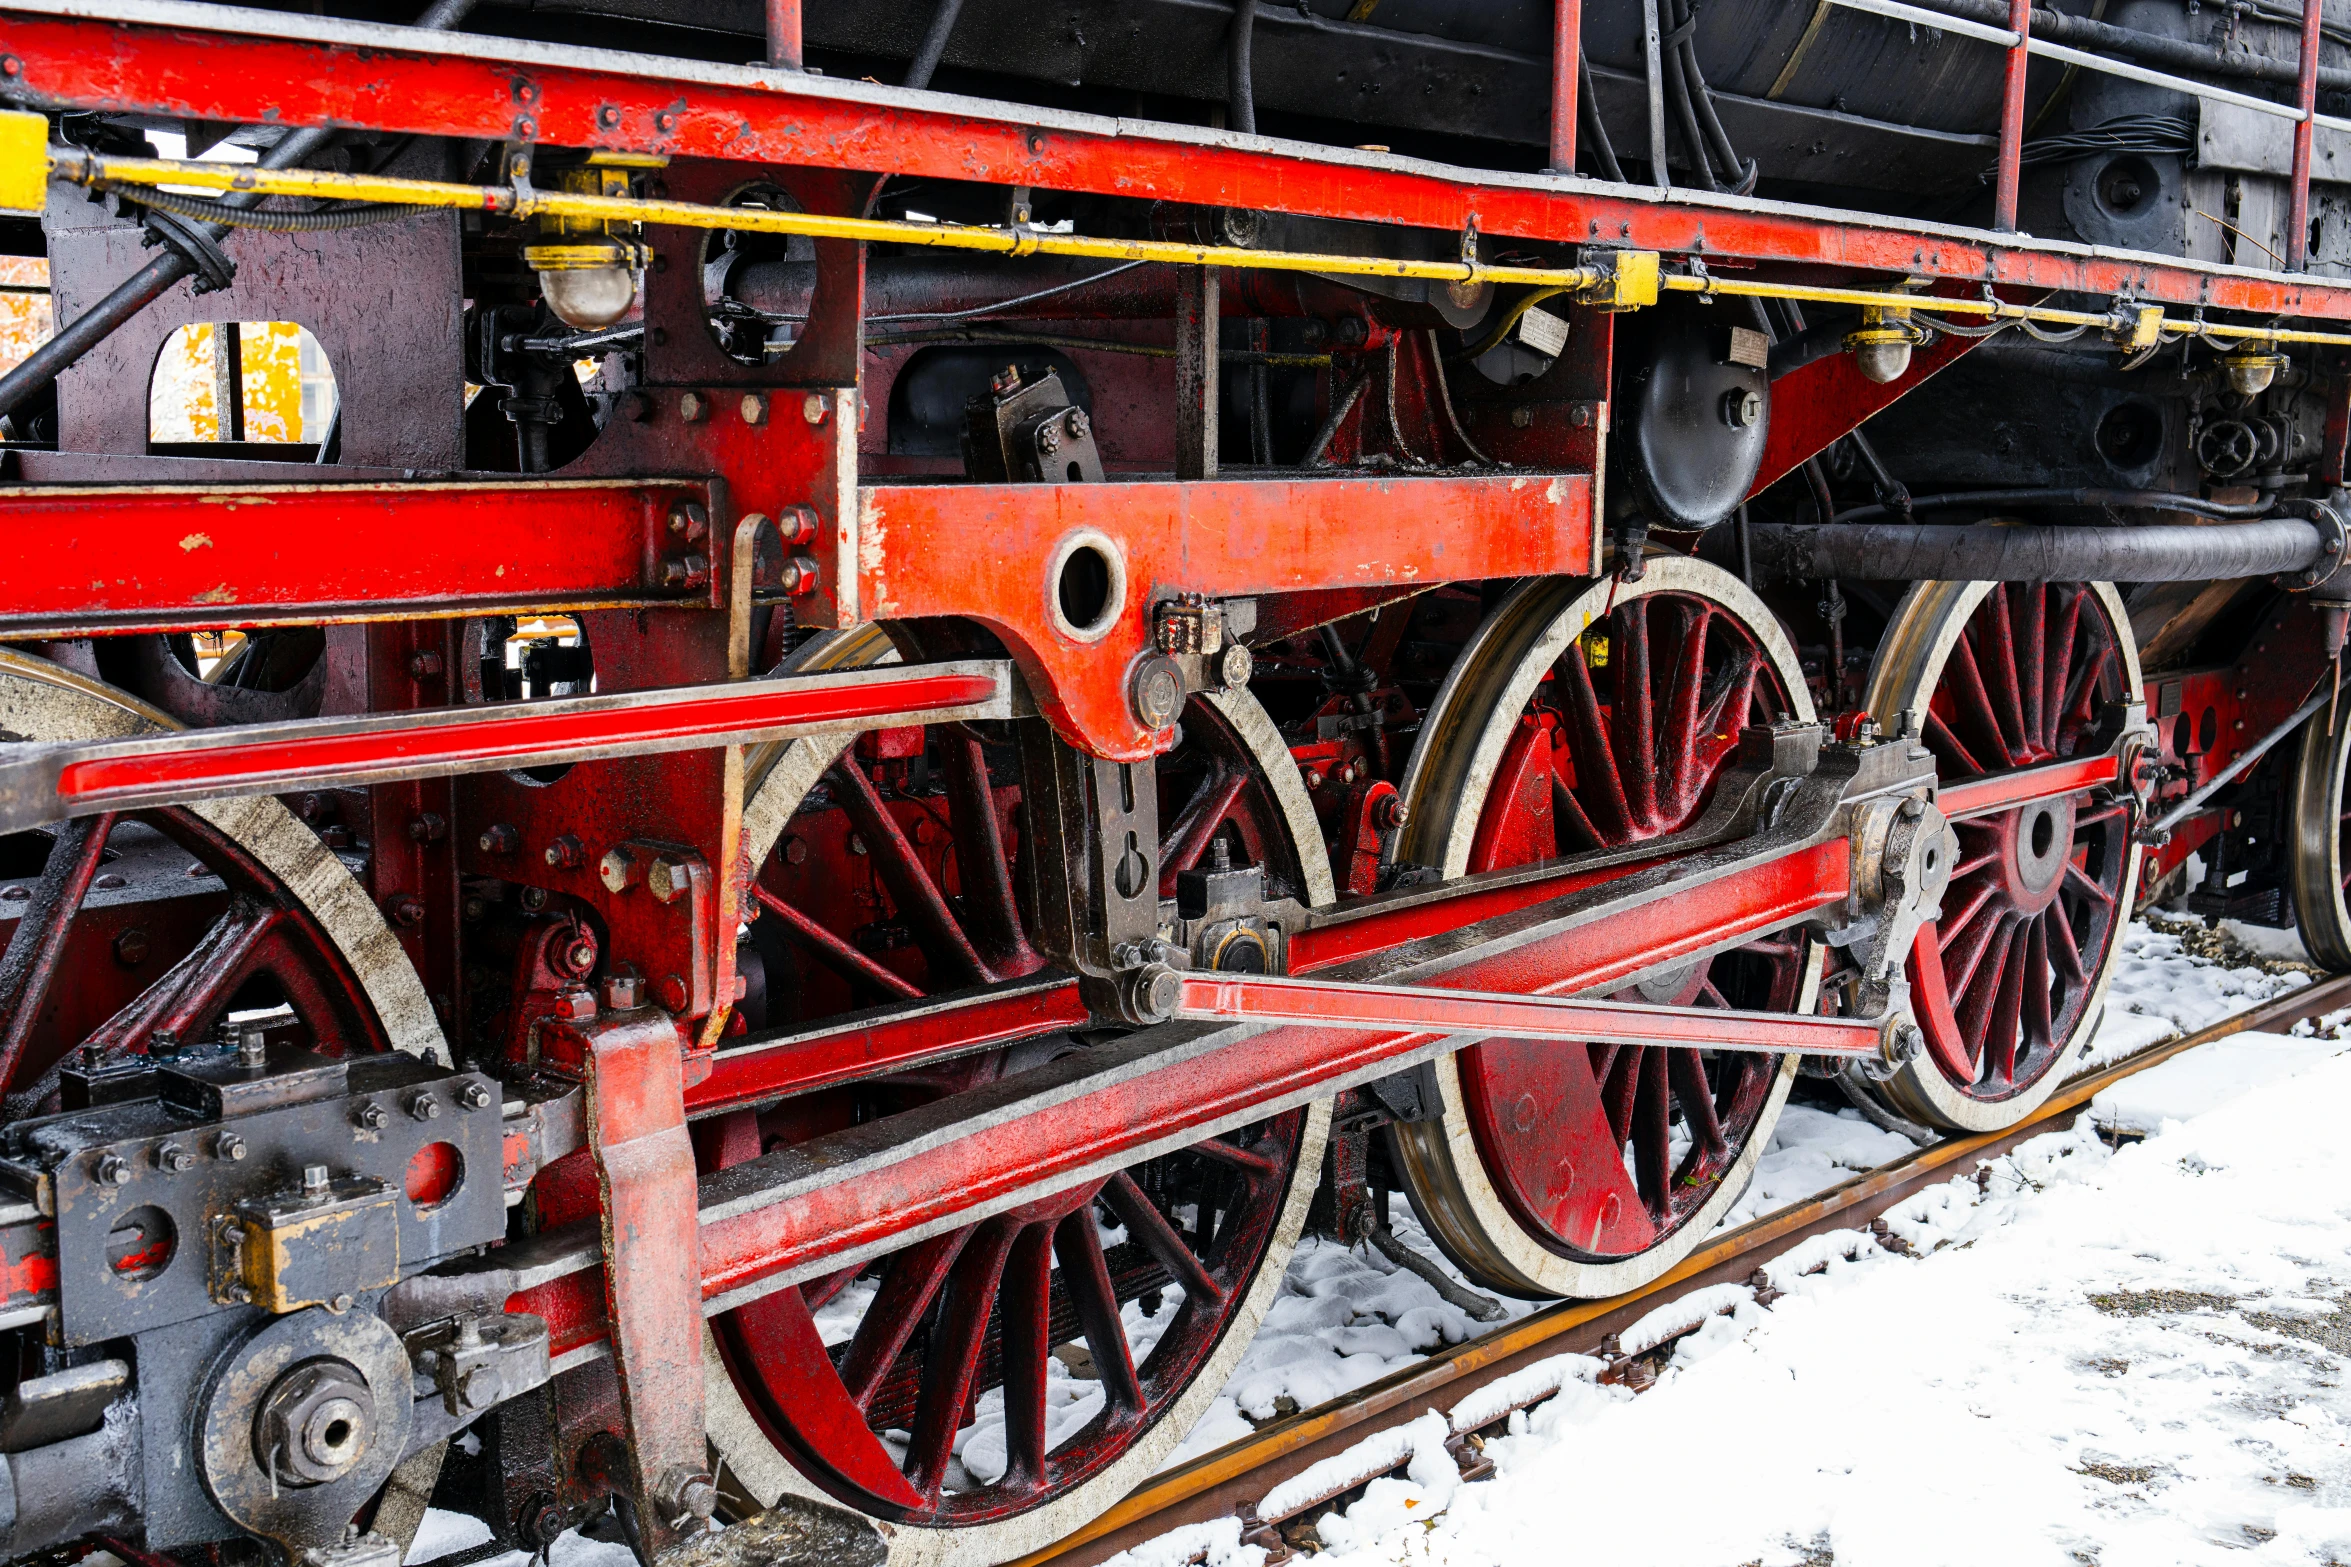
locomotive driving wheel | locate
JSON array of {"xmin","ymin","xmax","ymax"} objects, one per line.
[
  {"xmin": 1860, "ymin": 580, "xmax": 2141, "ymax": 1133},
  {"xmin": 700, "ymin": 632, "xmax": 1330, "ymax": 1563},
  {"xmin": 0, "ymin": 649, "xmax": 443, "ymax": 1108},
  {"xmin": 2289, "ymin": 700, "xmax": 2351, "ymax": 970},
  {"xmin": 1386, "ymin": 560, "xmax": 1819, "ymax": 1300}
]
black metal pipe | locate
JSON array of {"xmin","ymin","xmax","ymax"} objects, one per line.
[
  {"xmin": 1916, "ymin": 0, "xmax": 2351, "ymax": 96},
  {"xmin": 1830, "ymin": 487, "xmax": 2274, "ymax": 525},
  {"xmin": 901, "ymin": 0, "xmax": 965, "ymax": 90},
  {"xmin": 1228, "ymin": 0, "xmax": 1259, "ymax": 135},
  {"xmin": 1740, "ymin": 517, "xmax": 2325, "ymax": 583},
  {"xmin": 0, "ymin": 0, "xmax": 478, "ymax": 428}
]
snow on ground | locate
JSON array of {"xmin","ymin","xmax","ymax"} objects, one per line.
[
  {"xmin": 406, "ymin": 918, "xmax": 2331, "ymax": 1566},
  {"xmin": 1119, "ymin": 1034, "xmax": 2351, "ymax": 1567}
]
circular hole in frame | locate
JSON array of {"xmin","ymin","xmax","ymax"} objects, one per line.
[{"xmin": 1048, "ymin": 530, "xmax": 1127, "ymax": 643}]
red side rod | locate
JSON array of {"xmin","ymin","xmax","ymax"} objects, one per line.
[
  {"xmin": 1993, "ymin": 0, "xmax": 2032, "ymax": 233},
  {"xmin": 1551, "ymin": 0, "xmax": 1581, "ymax": 174},
  {"xmin": 2291, "ymin": 0, "xmax": 2325, "ymax": 272}
]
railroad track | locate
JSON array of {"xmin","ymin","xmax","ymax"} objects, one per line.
[{"xmin": 1023, "ymin": 972, "xmax": 2351, "ymax": 1567}]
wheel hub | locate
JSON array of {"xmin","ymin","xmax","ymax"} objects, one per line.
[{"xmin": 1999, "ymin": 795, "xmax": 2075, "ymax": 913}]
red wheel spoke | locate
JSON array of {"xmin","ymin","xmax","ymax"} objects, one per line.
[
  {"xmin": 838, "ymin": 1229, "xmax": 971, "ymax": 1409},
  {"xmin": 1923, "ymin": 708, "xmax": 1988, "ymax": 779},
  {"xmin": 1555, "ymin": 639, "xmax": 1636, "ymax": 837},
  {"xmin": 1944, "ymin": 634, "xmax": 2018, "ymax": 770},
  {"xmin": 1103, "ymin": 1172, "xmax": 1225, "ymax": 1307},
  {"xmin": 83, "ymin": 895, "xmax": 282, "ymax": 1069},
  {"xmin": 1159, "ymin": 764, "xmax": 1246, "ymax": 895},
  {"xmin": 1601, "ymin": 1042, "xmax": 1643, "ymax": 1146},
  {"xmin": 831, "ymin": 753, "xmax": 996, "ymax": 988},
  {"xmin": 2055, "ymin": 643, "xmax": 2116, "ymax": 755},
  {"xmin": 2064, "ymin": 859, "xmax": 2117, "ymax": 907},
  {"xmin": 1668, "ymin": 1048, "xmax": 1729, "ymax": 1166},
  {"xmin": 2042, "ymin": 587, "xmax": 2086, "ymax": 752},
  {"xmin": 942, "ymin": 733, "xmax": 1047, "ymax": 977},
  {"xmin": 1551, "ymin": 775, "xmax": 1607, "ymax": 850},
  {"xmin": 0, "ymin": 813, "xmax": 115, "ymax": 1096},
  {"xmin": 1694, "ymin": 643, "xmax": 1760, "ymax": 748},
  {"xmin": 2020, "ymin": 914, "xmax": 2055, "ymax": 1063},
  {"xmin": 1616, "ymin": 601, "xmax": 1660, "ymax": 832},
  {"xmin": 2046, "ymin": 897, "xmax": 2090, "ymax": 989},
  {"xmin": 996, "ymin": 1224, "xmax": 1055, "ymax": 1493},
  {"xmin": 1950, "ymin": 843, "xmax": 2001, "ymax": 880},
  {"xmin": 1632, "ymin": 1046, "xmax": 1671, "ymax": 1221},
  {"xmin": 1938, "ymin": 877, "xmax": 2002, "ymax": 948},
  {"xmin": 2016, "ymin": 584, "xmax": 2046, "ymax": 752},
  {"xmin": 1053, "ymin": 1211, "xmax": 1145, "ymax": 1418},
  {"xmin": 754, "ymin": 883, "xmax": 927, "ymax": 1001},
  {"xmin": 1943, "ymin": 894, "xmax": 2010, "ymax": 1000},
  {"xmin": 1657, "ymin": 602, "xmax": 1713, "ymax": 821},
  {"xmin": 903, "ymin": 1218, "xmax": 1019, "ymax": 1501},
  {"xmin": 1984, "ymin": 920, "xmax": 2031, "ymax": 1086},
  {"xmin": 1186, "ymin": 1134, "xmax": 1283, "ymax": 1183},
  {"xmin": 802, "ymin": 1261, "xmax": 865, "ymax": 1313},
  {"xmin": 1953, "ymin": 914, "xmax": 2014, "ymax": 1073},
  {"xmin": 1978, "ymin": 590, "xmax": 2033, "ymax": 761}
]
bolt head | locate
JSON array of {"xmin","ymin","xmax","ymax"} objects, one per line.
[
  {"xmin": 1721, "ymin": 387, "xmax": 1762, "ymax": 429},
  {"xmin": 678, "ymin": 391, "xmax": 708, "ymax": 424},
  {"xmin": 653, "ymin": 974, "xmax": 690, "ymax": 1012},
  {"xmin": 802, "ymin": 392, "xmax": 828, "ymax": 425},
  {"xmin": 1218, "ymin": 642, "xmax": 1253, "ymax": 689},
  {"xmin": 741, "ymin": 392, "xmax": 768, "ymax": 426},
  {"xmin": 302, "ymin": 1163, "xmax": 330, "ymax": 1193},
  {"xmin": 647, "ymin": 854, "xmax": 694, "ymax": 904},
  {"xmin": 457, "ymin": 1365, "xmax": 502, "ymax": 1412},
  {"xmin": 1130, "ymin": 655, "xmax": 1186, "ymax": 730},
  {"xmin": 113, "ymin": 928, "xmax": 150, "ymax": 967},
  {"xmin": 602, "ymin": 973, "xmax": 645, "ymax": 1010},
  {"xmin": 480, "ymin": 824, "xmax": 519, "ymax": 855}
]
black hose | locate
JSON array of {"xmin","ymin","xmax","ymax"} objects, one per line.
[
  {"xmin": 901, "ymin": 0, "xmax": 965, "ymax": 90},
  {"xmin": 1576, "ymin": 54, "xmax": 1627, "ymax": 183},
  {"xmin": 101, "ymin": 182, "xmax": 414, "ymax": 231},
  {"xmin": 1742, "ymin": 517, "xmax": 2322, "ymax": 583},
  {"xmin": 1831, "ymin": 487, "xmax": 2274, "ymax": 525},
  {"xmin": 1228, "ymin": 0, "xmax": 1259, "ymax": 136},
  {"xmin": 1671, "ymin": 0, "xmax": 1754, "ymax": 195},
  {"xmin": 1658, "ymin": 25, "xmax": 1717, "ymax": 192},
  {"xmin": 1767, "ymin": 316, "xmax": 1851, "ymax": 380}
]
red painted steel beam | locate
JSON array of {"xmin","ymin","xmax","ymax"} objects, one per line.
[
  {"xmin": 1176, "ymin": 972, "xmax": 1881, "ymax": 1055},
  {"xmin": 0, "ymin": 480, "xmax": 710, "ymax": 636},
  {"xmin": 0, "ymin": 661, "xmax": 1014, "ymax": 830},
  {"xmin": 853, "ymin": 472, "xmax": 1594, "ymax": 759},
  {"xmin": 2291, "ymin": 0, "xmax": 2325, "ymax": 272},
  {"xmin": 1937, "ymin": 753, "xmax": 2120, "ymax": 820},
  {"xmin": 11, "ymin": 7, "xmax": 2351, "ymax": 323}
]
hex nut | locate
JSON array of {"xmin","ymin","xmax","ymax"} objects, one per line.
[
  {"xmin": 156, "ymin": 1142, "xmax": 194, "ymax": 1174},
  {"xmin": 215, "ymin": 1131, "xmax": 248, "ymax": 1162},
  {"xmin": 458, "ymin": 1081, "xmax": 495, "ymax": 1112},
  {"xmin": 355, "ymin": 1102, "xmax": 390, "ymax": 1132},
  {"xmin": 678, "ymin": 391, "xmax": 709, "ymax": 423},
  {"xmin": 602, "ymin": 973, "xmax": 645, "ymax": 1010},
  {"xmin": 480, "ymin": 824, "xmax": 520, "ymax": 855},
  {"xmin": 407, "ymin": 1093, "xmax": 442, "ymax": 1122},
  {"xmin": 94, "ymin": 1153, "xmax": 131, "ymax": 1187},
  {"xmin": 647, "ymin": 855, "xmax": 695, "ymax": 904},
  {"xmin": 599, "ymin": 845, "xmax": 643, "ymax": 894}
]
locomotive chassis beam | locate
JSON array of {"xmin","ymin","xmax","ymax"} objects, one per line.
[{"xmin": 5, "ymin": 1, "xmax": 2351, "ymax": 325}]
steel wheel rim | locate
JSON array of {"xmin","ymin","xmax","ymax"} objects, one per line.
[
  {"xmin": 1389, "ymin": 559, "xmax": 1816, "ymax": 1300},
  {"xmin": 1863, "ymin": 579, "xmax": 2143, "ymax": 1133},
  {"xmin": 2289, "ymin": 704, "xmax": 2351, "ymax": 970},
  {"xmin": 705, "ymin": 635, "xmax": 1330, "ymax": 1557}
]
